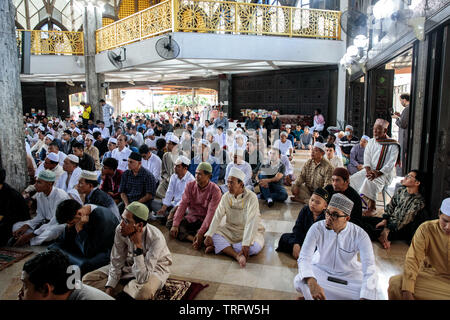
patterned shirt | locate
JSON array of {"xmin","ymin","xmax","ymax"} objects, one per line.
[
  {"xmin": 382, "ymin": 186, "xmax": 425, "ymax": 232},
  {"xmin": 119, "ymin": 167, "xmax": 157, "ymax": 203},
  {"xmin": 294, "ymin": 158, "xmax": 333, "ymax": 192},
  {"xmin": 339, "ymin": 135, "xmax": 359, "ymax": 155}
]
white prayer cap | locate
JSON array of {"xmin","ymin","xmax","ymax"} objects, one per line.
[
  {"xmin": 38, "ymin": 125, "xmax": 45, "ymax": 132},
  {"xmin": 236, "ymin": 128, "xmax": 243, "ymax": 133},
  {"xmin": 67, "ymin": 154, "xmax": 79, "ymax": 164},
  {"xmin": 361, "ymin": 135, "xmax": 370, "ymax": 142},
  {"xmin": 80, "ymin": 170, "xmax": 98, "ymax": 181},
  {"xmin": 168, "ymin": 135, "xmax": 179, "ymax": 144},
  {"xmin": 85, "ymin": 134, "xmax": 94, "ymax": 141},
  {"xmin": 175, "ymin": 155, "xmax": 190, "ymax": 166},
  {"xmin": 145, "ymin": 129, "xmax": 154, "ymax": 137},
  {"xmin": 201, "ymin": 139, "xmax": 210, "ymax": 147},
  {"xmin": 228, "ymin": 167, "xmax": 246, "ymax": 183},
  {"xmin": 345, "ymin": 125, "xmax": 354, "ymax": 131},
  {"xmin": 46, "ymin": 152, "xmax": 59, "ymax": 162},
  {"xmin": 285, "ymin": 124, "xmax": 291, "ymax": 128},
  {"xmin": 280, "ymin": 131, "xmax": 288, "ymax": 137},
  {"xmin": 328, "ymin": 193, "xmax": 354, "ymax": 216},
  {"xmin": 440, "ymin": 198, "xmax": 450, "ymax": 216},
  {"xmin": 108, "ymin": 137, "xmax": 117, "ymax": 144},
  {"xmin": 93, "ymin": 128, "xmax": 101, "ymax": 133},
  {"xmin": 48, "ymin": 120, "xmax": 53, "ymax": 124},
  {"xmin": 313, "ymin": 142, "xmax": 326, "ymax": 153},
  {"xmin": 45, "ymin": 134, "xmax": 55, "ymax": 141},
  {"xmin": 74, "ymin": 127, "xmax": 81, "ymax": 134},
  {"xmin": 27, "ymin": 123, "xmax": 33, "ymax": 127}
]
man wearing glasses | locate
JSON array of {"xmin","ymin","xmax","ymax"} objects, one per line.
[{"xmin": 294, "ymin": 193, "xmax": 377, "ymax": 300}]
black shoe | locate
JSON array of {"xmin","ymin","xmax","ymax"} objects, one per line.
[{"xmin": 267, "ymin": 200, "xmax": 274, "ymax": 208}]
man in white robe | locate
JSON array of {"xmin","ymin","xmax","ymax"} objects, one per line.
[
  {"xmin": 221, "ymin": 149, "xmax": 253, "ymax": 193},
  {"xmin": 139, "ymin": 144, "xmax": 162, "ymax": 183},
  {"xmin": 204, "ymin": 167, "xmax": 265, "ymax": 267},
  {"xmin": 55, "ymin": 154, "xmax": 83, "ymax": 203},
  {"xmin": 11, "ymin": 170, "xmax": 70, "ymax": 246},
  {"xmin": 293, "ymin": 193, "xmax": 378, "ymax": 300},
  {"xmin": 350, "ymin": 119, "xmax": 400, "ymax": 216}
]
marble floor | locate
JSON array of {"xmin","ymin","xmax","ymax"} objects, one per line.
[{"xmin": 0, "ymin": 150, "xmax": 409, "ymax": 300}]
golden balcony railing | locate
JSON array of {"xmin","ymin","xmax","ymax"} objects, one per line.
[
  {"xmin": 16, "ymin": 30, "xmax": 84, "ymax": 55},
  {"xmin": 96, "ymin": 0, "xmax": 341, "ymax": 53}
]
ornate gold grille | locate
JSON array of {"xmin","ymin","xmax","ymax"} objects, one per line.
[
  {"xmin": 16, "ymin": 30, "xmax": 84, "ymax": 55},
  {"xmin": 95, "ymin": 0, "xmax": 341, "ymax": 53}
]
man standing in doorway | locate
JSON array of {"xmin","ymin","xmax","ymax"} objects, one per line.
[
  {"xmin": 100, "ymin": 99, "xmax": 114, "ymax": 136},
  {"xmin": 392, "ymin": 93, "xmax": 410, "ymax": 175}
]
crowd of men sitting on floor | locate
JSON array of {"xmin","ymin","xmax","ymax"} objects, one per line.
[{"xmin": 0, "ymin": 107, "xmax": 448, "ymax": 301}]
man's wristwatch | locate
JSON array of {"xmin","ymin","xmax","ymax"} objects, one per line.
[{"xmin": 134, "ymin": 248, "xmax": 143, "ymax": 256}]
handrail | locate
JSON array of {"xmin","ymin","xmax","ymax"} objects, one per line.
[
  {"xmin": 95, "ymin": 0, "xmax": 341, "ymax": 53},
  {"xmin": 16, "ymin": 29, "xmax": 84, "ymax": 55}
]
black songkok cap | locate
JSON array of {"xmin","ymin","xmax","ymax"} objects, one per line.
[
  {"xmin": 313, "ymin": 187, "xmax": 330, "ymax": 204},
  {"xmin": 129, "ymin": 152, "xmax": 142, "ymax": 162}
]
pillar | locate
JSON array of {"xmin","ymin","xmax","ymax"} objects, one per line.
[
  {"xmin": 83, "ymin": 4, "xmax": 105, "ymax": 122},
  {"xmin": 218, "ymin": 74, "xmax": 232, "ymax": 117},
  {"xmin": 0, "ymin": 0, "xmax": 28, "ymax": 190},
  {"xmin": 336, "ymin": 0, "xmax": 348, "ymax": 126}
]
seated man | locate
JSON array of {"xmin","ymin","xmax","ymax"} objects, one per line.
[
  {"xmin": 244, "ymin": 138, "xmax": 264, "ymax": 182},
  {"xmin": 204, "ymin": 167, "xmax": 265, "ymax": 268},
  {"xmin": 93, "ymin": 131, "xmax": 109, "ymax": 159},
  {"xmin": 101, "ymin": 137, "xmax": 117, "ymax": 164},
  {"xmin": 0, "ymin": 168, "xmax": 30, "ymax": 246},
  {"xmin": 291, "ymin": 142, "xmax": 333, "ymax": 204},
  {"xmin": 119, "ymin": 152, "xmax": 157, "ymax": 212},
  {"xmin": 139, "ymin": 144, "xmax": 162, "ymax": 184},
  {"xmin": 72, "ymin": 142, "xmax": 96, "ymax": 172},
  {"xmin": 78, "ymin": 170, "xmax": 121, "ymax": 220},
  {"xmin": 55, "ymin": 154, "xmax": 82, "ymax": 202},
  {"xmin": 388, "ymin": 198, "xmax": 450, "ymax": 300},
  {"xmin": 350, "ymin": 119, "xmax": 400, "ymax": 216},
  {"xmin": 221, "ymin": 149, "xmax": 253, "ymax": 193},
  {"xmin": 339, "ymin": 125, "xmax": 359, "ymax": 165},
  {"xmin": 111, "ymin": 135, "xmax": 132, "ymax": 172},
  {"xmin": 82, "ymin": 202, "xmax": 172, "ymax": 300},
  {"xmin": 277, "ymin": 188, "xmax": 329, "ymax": 259},
  {"xmin": 293, "ymin": 124, "xmax": 304, "ymax": 149},
  {"xmin": 50, "ymin": 199, "xmax": 119, "ymax": 275},
  {"xmin": 325, "ymin": 143, "xmax": 343, "ymax": 169},
  {"xmin": 347, "ymin": 135, "xmax": 369, "ymax": 175},
  {"xmin": 19, "ymin": 249, "xmax": 114, "ymax": 300},
  {"xmin": 11, "ymin": 170, "xmax": 70, "ymax": 246},
  {"xmin": 362, "ymin": 170, "xmax": 426, "ymax": 249},
  {"xmin": 24, "ymin": 152, "xmax": 65, "ymax": 196},
  {"xmin": 257, "ymin": 148, "xmax": 288, "ymax": 207},
  {"xmin": 150, "ymin": 155, "xmax": 194, "ymax": 222},
  {"xmin": 84, "ymin": 134, "xmax": 101, "ymax": 171},
  {"xmin": 298, "ymin": 126, "xmax": 313, "ymax": 150},
  {"xmin": 189, "ymin": 139, "xmax": 220, "ymax": 184},
  {"xmin": 273, "ymin": 131, "xmax": 294, "ymax": 160},
  {"xmin": 293, "ymin": 193, "xmax": 377, "ymax": 300},
  {"xmin": 155, "ymin": 134, "xmax": 179, "ymax": 199},
  {"xmin": 324, "ymin": 168, "xmax": 363, "ymax": 227},
  {"xmin": 169, "ymin": 162, "xmax": 221, "ymax": 250},
  {"xmin": 326, "ymin": 134, "xmax": 342, "ymax": 158},
  {"xmin": 100, "ymin": 157, "xmax": 123, "ymax": 204}
]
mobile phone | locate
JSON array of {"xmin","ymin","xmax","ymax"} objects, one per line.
[{"xmin": 327, "ymin": 276, "xmax": 348, "ymax": 285}]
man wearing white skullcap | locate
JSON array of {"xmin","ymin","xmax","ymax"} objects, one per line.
[
  {"xmin": 294, "ymin": 193, "xmax": 377, "ymax": 300},
  {"xmin": 291, "ymin": 142, "xmax": 333, "ymax": 203},
  {"xmin": 204, "ymin": 167, "xmax": 265, "ymax": 268},
  {"xmin": 350, "ymin": 119, "xmax": 400, "ymax": 216},
  {"xmin": 388, "ymin": 198, "xmax": 450, "ymax": 300},
  {"xmin": 11, "ymin": 170, "xmax": 70, "ymax": 246},
  {"xmin": 220, "ymin": 149, "xmax": 253, "ymax": 194},
  {"xmin": 150, "ymin": 155, "xmax": 195, "ymax": 222},
  {"xmin": 155, "ymin": 132, "xmax": 179, "ymax": 199},
  {"xmin": 55, "ymin": 154, "xmax": 83, "ymax": 203}
]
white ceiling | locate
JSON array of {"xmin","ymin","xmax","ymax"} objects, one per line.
[{"xmin": 20, "ymin": 58, "xmax": 324, "ymax": 83}]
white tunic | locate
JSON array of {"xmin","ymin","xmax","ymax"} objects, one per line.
[
  {"xmin": 349, "ymin": 138, "xmax": 399, "ymax": 201},
  {"xmin": 224, "ymin": 162, "xmax": 253, "ymax": 187},
  {"xmin": 281, "ymin": 154, "xmax": 294, "ymax": 176},
  {"xmin": 273, "ymin": 139, "xmax": 293, "ymax": 156},
  {"xmin": 100, "ymin": 127, "xmax": 110, "ymax": 139},
  {"xmin": 141, "ymin": 153, "xmax": 162, "ymax": 182},
  {"xmin": 111, "ymin": 146, "xmax": 132, "ymax": 172},
  {"xmin": 162, "ymin": 171, "xmax": 195, "ymax": 207},
  {"xmin": 13, "ymin": 187, "xmax": 70, "ymax": 246},
  {"xmin": 294, "ymin": 220, "xmax": 377, "ymax": 300}
]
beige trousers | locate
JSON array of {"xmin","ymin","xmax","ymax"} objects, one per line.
[
  {"xmin": 388, "ymin": 268, "xmax": 450, "ymax": 300},
  {"xmin": 155, "ymin": 179, "xmax": 169, "ymax": 199},
  {"xmin": 82, "ymin": 266, "xmax": 163, "ymax": 300}
]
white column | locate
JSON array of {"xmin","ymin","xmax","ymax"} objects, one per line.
[{"xmin": 336, "ymin": 0, "xmax": 348, "ymax": 127}]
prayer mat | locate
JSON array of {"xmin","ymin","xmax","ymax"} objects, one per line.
[
  {"xmin": 154, "ymin": 279, "xmax": 209, "ymax": 300},
  {"xmin": 0, "ymin": 248, "xmax": 33, "ymax": 272}
]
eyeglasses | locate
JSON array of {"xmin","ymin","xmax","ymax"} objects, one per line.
[
  {"xmin": 325, "ymin": 209, "xmax": 347, "ymax": 220},
  {"xmin": 405, "ymin": 174, "xmax": 416, "ymax": 181}
]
